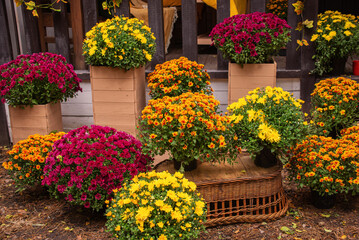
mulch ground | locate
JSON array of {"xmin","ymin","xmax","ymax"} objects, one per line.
[{"xmin": 0, "ymin": 145, "xmax": 358, "ymax": 240}]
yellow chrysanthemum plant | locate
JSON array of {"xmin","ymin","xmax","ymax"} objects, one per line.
[
  {"xmin": 310, "ymin": 77, "xmax": 359, "ymax": 138},
  {"xmin": 147, "ymin": 57, "xmax": 213, "ymax": 99},
  {"xmin": 2, "ymin": 132, "xmax": 65, "ymax": 191},
  {"xmin": 266, "ymin": 0, "xmax": 288, "ymax": 20},
  {"xmin": 83, "ymin": 16, "xmax": 156, "ymax": 70},
  {"xmin": 286, "ymin": 128, "xmax": 359, "ymax": 199},
  {"xmin": 311, "ymin": 10, "xmax": 359, "ymax": 76},
  {"xmin": 105, "ymin": 171, "xmax": 207, "ymax": 239},
  {"xmin": 138, "ymin": 92, "xmax": 240, "ymax": 170},
  {"xmin": 228, "ymin": 86, "xmax": 309, "ymax": 167}
]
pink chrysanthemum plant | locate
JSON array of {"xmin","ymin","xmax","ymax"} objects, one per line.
[
  {"xmin": 42, "ymin": 125, "xmax": 153, "ymax": 211},
  {"xmin": 0, "ymin": 52, "xmax": 82, "ymax": 106},
  {"xmin": 210, "ymin": 12, "xmax": 291, "ymax": 64}
]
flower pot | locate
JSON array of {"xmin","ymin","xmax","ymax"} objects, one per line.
[
  {"xmin": 330, "ymin": 57, "xmax": 347, "ymax": 76},
  {"xmin": 90, "ymin": 66, "xmax": 146, "ymax": 136},
  {"xmin": 254, "ymin": 147, "xmax": 278, "ymax": 168},
  {"xmin": 8, "ymin": 102, "xmax": 63, "ymax": 144},
  {"xmin": 173, "ymin": 159, "xmax": 198, "ymax": 172},
  {"xmin": 228, "ymin": 61, "xmax": 277, "ymax": 104},
  {"xmin": 353, "ymin": 60, "xmax": 359, "ymax": 76},
  {"xmin": 311, "ymin": 189, "xmax": 336, "ymax": 209}
]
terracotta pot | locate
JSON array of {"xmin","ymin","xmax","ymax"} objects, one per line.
[
  {"xmin": 228, "ymin": 60, "xmax": 277, "ymax": 105},
  {"xmin": 353, "ymin": 60, "xmax": 359, "ymax": 76},
  {"xmin": 254, "ymin": 147, "xmax": 278, "ymax": 168},
  {"xmin": 173, "ymin": 159, "xmax": 198, "ymax": 172},
  {"xmin": 90, "ymin": 66, "xmax": 146, "ymax": 136},
  {"xmin": 311, "ymin": 189, "xmax": 336, "ymax": 209},
  {"xmin": 9, "ymin": 102, "xmax": 63, "ymax": 144}
]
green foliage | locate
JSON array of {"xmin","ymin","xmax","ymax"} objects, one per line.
[{"xmin": 311, "ymin": 11, "xmax": 359, "ymax": 76}]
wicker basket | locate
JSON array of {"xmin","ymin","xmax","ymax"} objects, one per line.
[{"xmin": 155, "ymin": 154, "xmax": 288, "ymax": 227}]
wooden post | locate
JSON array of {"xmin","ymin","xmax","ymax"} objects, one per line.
[
  {"xmin": 0, "ymin": 0, "xmax": 11, "ymax": 145},
  {"xmin": 217, "ymin": 0, "xmax": 230, "ymax": 70},
  {"xmin": 115, "ymin": 0, "xmax": 130, "ymax": 17},
  {"xmin": 148, "ymin": 0, "xmax": 165, "ymax": 69},
  {"xmin": 70, "ymin": 0, "xmax": 86, "ymax": 69},
  {"xmin": 82, "ymin": 0, "xmax": 98, "ymax": 34},
  {"xmin": 286, "ymin": 0, "xmax": 301, "ymax": 70},
  {"xmin": 53, "ymin": 1, "xmax": 71, "ymax": 63},
  {"xmin": 250, "ymin": 0, "xmax": 266, "ymax": 13},
  {"xmin": 300, "ymin": 0, "xmax": 318, "ymax": 112},
  {"xmin": 21, "ymin": 4, "xmax": 41, "ymax": 54},
  {"xmin": 182, "ymin": 0, "xmax": 198, "ymax": 62}
]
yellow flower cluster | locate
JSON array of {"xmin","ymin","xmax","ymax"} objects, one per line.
[
  {"xmin": 228, "ymin": 86, "xmax": 303, "ymax": 144},
  {"xmin": 105, "ymin": 171, "xmax": 206, "ymax": 239},
  {"xmin": 312, "ymin": 10, "xmax": 358, "ymax": 42},
  {"xmin": 83, "ymin": 16, "xmax": 156, "ymax": 70},
  {"xmin": 266, "ymin": 0, "xmax": 288, "ymax": 19},
  {"xmin": 147, "ymin": 57, "xmax": 212, "ymax": 99},
  {"xmin": 2, "ymin": 132, "xmax": 65, "ymax": 186},
  {"xmin": 287, "ymin": 133, "xmax": 359, "ymax": 195}
]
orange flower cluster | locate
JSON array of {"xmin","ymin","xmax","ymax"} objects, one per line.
[
  {"xmin": 2, "ymin": 132, "xmax": 65, "ymax": 188},
  {"xmin": 287, "ymin": 131, "xmax": 359, "ymax": 196},
  {"xmin": 310, "ymin": 77, "xmax": 359, "ymax": 136},
  {"xmin": 147, "ymin": 57, "xmax": 212, "ymax": 99},
  {"xmin": 139, "ymin": 92, "xmax": 240, "ymax": 166}
]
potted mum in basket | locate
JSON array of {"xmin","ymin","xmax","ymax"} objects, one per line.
[
  {"xmin": 210, "ymin": 12, "xmax": 291, "ymax": 103},
  {"xmin": 147, "ymin": 57, "xmax": 213, "ymax": 99},
  {"xmin": 0, "ymin": 52, "xmax": 82, "ymax": 144},
  {"xmin": 286, "ymin": 130, "xmax": 359, "ymax": 209},
  {"xmin": 42, "ymin": 125, "xmax": 153, "ymax": 211},
  {"xmin": 83, "ymin": 16, "xmax": 156, "ymax": 135},
  {"xmin": 106, "ymin": 171, "xmax": 207, "ymax": 239},
  {"xmin": 138, "ymin": 92, "xmax": 240, "ymax": 171},
  {"xmin": 311, "ymin": 10, "xmax": 359, "ymax": 76},
  {"xmin": 228, "ymin": 86, "xmax": 308, "ymax": 168},
  {"xmin": 310, "ymin": 77, "xmax": 359, "ymax": 138}
]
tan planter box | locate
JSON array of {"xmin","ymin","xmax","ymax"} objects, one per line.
[
  {"xmin": 90, "ymin": 66, "xmax": 146, "ymax": 136},
  {"xmin": 228, "ymin": 61, "xmax": 277, "ymax": 105},
  {"xmin": 9, "ymin": 102, "xmax": 63, "ymax": 144}
]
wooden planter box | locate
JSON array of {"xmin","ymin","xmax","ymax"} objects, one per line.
[
  {"xmin": 9, "ymin": 102, "xmax": 63, "ymax": 144},
  {"xmin": 228, "ymin": 61, "xmax": 277, "ymax": 105},
  {"xmin": 90, "ymin": 66, "xmax": 146, "ymax": 136},
  {"xmin": 155, "ymin": 153, "xmax": 288, "ymax": 227}
]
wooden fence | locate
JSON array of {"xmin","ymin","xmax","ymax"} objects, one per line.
[{"xmin": 0, "ymin": 0, "xmax": 319, "ymax": 144}]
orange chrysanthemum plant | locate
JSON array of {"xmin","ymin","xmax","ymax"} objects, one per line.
[
  {"xmin": 310, "ymin": 77, "xmax": 359, "ymax": 138},
  {"xmin": 147, "ymin": 57, "xmax": 213, "ymax": 99},
  {"xmin": 2, "ymin": 132, "xmax": 65, "ymax": 191},
  {"xmin": 286, "ymin": 129, "xmax": 359, "ymax": 196},
  {"xmin": 138, "ymin": 92, "xmax": 240, "ymax": 169}
]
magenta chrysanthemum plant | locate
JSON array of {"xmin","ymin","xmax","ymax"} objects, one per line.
[
  {"xmin": 210, "ymin": 12, "xmax": 291, "ymax": 64},
  {"xmin": 42, "ymin": 125, "xmax": 153, "ymax": 211},
  {"xmin": 0, "ymin": 52, "xmax": 82, "ymax": 106}
]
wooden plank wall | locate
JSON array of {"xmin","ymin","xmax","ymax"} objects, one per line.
[
  {"xmin": 300, "ymin": 0, "xmax": 318, "ymax": 112},
  {"xmin": 148, "ymin": 0, "xmax": 165, "ymax": 69},
  {"xmin": 0, "ymin": 0, "xmax": 11, "ymax": 145}
]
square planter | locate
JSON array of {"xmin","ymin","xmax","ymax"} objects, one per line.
[
  {"xmin": 90, "ymin": 66, "xmax": 146, "ymax": 136},
  {"xmin": 228, "ymin": 61, "xmax": 277, "ymax": 105},
  {"xmin": 9, "ymin": 102, "xmax": 63, "ymax": 144}
]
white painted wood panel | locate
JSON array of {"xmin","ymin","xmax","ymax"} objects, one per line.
[{"xmin": 5, "ymin": 78, "xmax": 301, "ymax": 143}]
